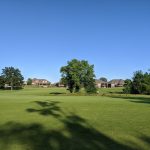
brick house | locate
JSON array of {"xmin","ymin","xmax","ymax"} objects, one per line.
[
  {"xmin": 95, "ymin": 79, "xmax": 124, "ymax": 88},
  {"xmin": 108, "ymin": 79, "xmax": 124, "ymax": 88},
  {"xmin": 32, "ymin": 78, "xmax": 50, "ymax": 87},
  {"xmin": 95, "ymin": 79, "xmax": 108, "ymax": 88}
]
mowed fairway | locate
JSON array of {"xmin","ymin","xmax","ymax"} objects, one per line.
[{"xmin": 0, "ymin": 88, "xmax": 150, "ymax": 150}]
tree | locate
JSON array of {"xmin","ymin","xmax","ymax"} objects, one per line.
[
  {"xmin": 123, "ymin": 70, "xmax": 150, "ymax": 95},
  {"xmin": 123, "ymin": 79, "xmax": 132, "ymax": 94},
  {"xmin": 0, "ymin": 76, "xmax": 5, "ymax": 89},
  {"xmin": 99, "ymin": 77, "xmax": 107, "ymax": 82},
  {"xmin": 143, "ymin": 72, "xmax": 150, "ymax": 94},
  {"xmin": 60, "ymin": 59, "xmax": 97, "ymax": 93},
  {"xmin": 132, "ymin": 71, "xmax": 145, "ymax": 94},
  {"xmin": 27, "ymin": 78, "xmax": 32, "ymax": 85},
  {"xmin": 1, "ymin": 67, "xmax": 24, "ymax": 90}
]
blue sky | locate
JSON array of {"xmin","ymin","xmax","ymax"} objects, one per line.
[{"xmin": 0, "ymin": 0, "xmax": 150, "ymax": 82}]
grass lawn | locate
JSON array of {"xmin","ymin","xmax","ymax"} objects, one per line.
[{"xmin": 0, "ymin": 87, "xmax": 150, "ymax": 150}]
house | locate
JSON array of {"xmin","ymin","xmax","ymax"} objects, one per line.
[
  {"xmin": 108, "ymin": 79, "xmax": 124, "ymax": 88},
  {"xmin": 95, "ymin": 79, "xmax": 124, "ymax": 88},
  {"xmin": 55, "ymin": 82, "xmax": 65, "ymax": 87},
  {"xmin": 23, "ymin": 81, "xmax": 27, "ymax": 85},
  {"xmin": 95, "ymin": 79, "xmax": 108, "ymax": 88},
  {"xmin": 32, "ymin": 78, "xmax": 50, "ymax": 87}
]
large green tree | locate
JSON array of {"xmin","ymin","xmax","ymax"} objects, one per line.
[
  {"xmin": 1, "ymin": 67, "xmax": 24, "ymax": 90},
  {"xmin": 123, "ymin": 79, "xmax": 132, "ymax": 94},
  {"xmin": 27, "ymin": 78, "xmax": 32, "ymax": 85},
  {"xmin": 132, "ymin": 71, "xmax": 145, "ymax": 94},
  {"xmin": 123, "ymin": 70, "xmax": 150, "ymax": 94},
  {"xmin": 0, "ymin": 76, "xmax": 5, "ymax": 89},
  {"xmin": 60, "ymin": 59, "xmax": 97, "ymax": 93}
]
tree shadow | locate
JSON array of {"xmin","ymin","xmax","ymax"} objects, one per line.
[
  {"xmin": 0, "ymin": 100, "xmax": 143, "ymax": 150},
  {"xmin": 106, "ymin": 95, "xmax": 150, "ymax": 105},
  {"xmin": 0, "ymin": 116, "xmax": 138, "ymax": 150},
  {"xmin": 49, "ymin": 92, "xmax": 66, "ymax": 95},
  {"xmin": 26, "ymin": 101, "xmax": 62, "ymax": 117},
  {"xmin": 140, "ymin": 135, "xmax": 150, "ymax": 146},
  {"xmin": 108, "ymin": 91, "xmax": 123, "ymax": 94}
]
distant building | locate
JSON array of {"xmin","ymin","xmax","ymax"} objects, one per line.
[
  {"xmin": 32, "ymin": 78, "xmax": 50, "ymax": 87},
  {"xmin": 95, "ymin": 79, "xmax": 107, "ymax": 88},
  {"xmin": 55, "ymin": 82, "xmax": 65, "ymax": 87},
  {"xmin": 108, "ymin": 79, "xmax": 124, "ymax": 88},
  {"xmin": 95, "ymin": 79, "xmax": 124, "ymax": 88}
]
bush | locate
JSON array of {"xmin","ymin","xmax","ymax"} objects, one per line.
[{"xmin": 123, "ymin": 70, "xmax": 150, "ymax": 95}]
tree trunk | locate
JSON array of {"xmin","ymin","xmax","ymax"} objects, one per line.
[{"xmin": 11, "ymin": 81, "xmax": 13, "ymax": 91}]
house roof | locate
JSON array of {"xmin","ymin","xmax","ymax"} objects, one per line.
[
  {"xmin": 32, "ymin": 78, "xmax": 50, "ymax": 83},
  {"xmin": 108, "ymin": 79, "xmax": 124, "ymax": 85},
  {"xmin": 95, "ymin": 79, "xmax": 107, "ymax": 84}
]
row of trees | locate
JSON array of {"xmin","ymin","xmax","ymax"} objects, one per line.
[
  {"xmin": 60, "ymin": 59, "xmax": 150, "ymax": 94},
  {"xmin": 0, "ymin": 67, "xmax": 24, "ymax": 90},
  {"xmin": 0, "ymin": 59, "xmax": 97, "ymax": 93},
  {"xmin": 0, "ymin": 60, "xmax": 149, "ymax": 95},
  {"xmin": 124, "ymin": 70, "xmax": 150, "ymax": 95}
]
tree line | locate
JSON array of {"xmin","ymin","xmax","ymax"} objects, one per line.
[
  {"xmin": 124, "ymin": 70, "xmax": 150, "ymax": 95},
  {"xmin": 0, "ymin": 59, "xmax": 149, "ymax": 94}
]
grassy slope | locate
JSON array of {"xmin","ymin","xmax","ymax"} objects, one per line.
[{"xmin": 0, "ymin": 87, "xmax": 150, "ymax": 150}]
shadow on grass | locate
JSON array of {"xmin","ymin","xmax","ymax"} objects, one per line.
[
  {"xmin": 106, "ymin": 95, "xmax": 150, "ymax": 105},
  {"xmin": 108, "ymin": 91, "xmax": 123, "ymax": 94},
  {"xmin": 26, "ymin": 101, "xmax": 62, "ymax": 117},
  {"xmin": 49, "ymin": 92, "xmax": 66, "ymax": 95},
  {"xmin": 0, "ymin": 100, "xmax": 144, "ymax": 150},
  {"xmin": 140, "ymin": 135, "xmax": 150, "ymax": 146},
  {"xmin": 0, "ymin": 116, "xmax": 138, "ymax": 150}
]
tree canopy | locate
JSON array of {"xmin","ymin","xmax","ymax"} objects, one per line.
[
  {"xmin": 0, "ymin": 76, "xmax": 5, "ymax": 89},
  {"xmin": 60, "ymin": 59, "xmax": 97, "ymax": 93},
  {"xmin": 123, "ymin": 70, "xmax": 150, "ymax": 95},
  {"xmin": 27, "ymin": 78, "xmax": 32, "ymax": 85},
  {"xmin": 1, "ymin": 67, "xmax": 24, "ymax": 90},
  {"xmin": 99, "ymin": 77, "xmax": 107, "ymax": 82}
]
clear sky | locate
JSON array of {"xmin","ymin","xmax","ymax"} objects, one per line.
[{"xmin": 0, "ymin": 0, "xmax": 150, "ymax": 83}]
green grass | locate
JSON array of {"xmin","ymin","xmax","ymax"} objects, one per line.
[
  {"xmin": 98, "ymin": 87, "xmax": 123, "ymax": 94},
  {"xmin": 0, "ymin": 87, "xmax": 150, "ymax": 150}
]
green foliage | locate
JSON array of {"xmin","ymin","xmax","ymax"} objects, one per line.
[
  {"xmin": 132, "ymin": 71, "xmax": 144, "ymax": 94},
  {"xmin": 84, "ymin": 80, "xmax": 97, "ymax": 93},
  {"xmin": 99, "ymin": 77, "xmax": 107, "ymax": 82},
  {"xmin": 123, "ymin": 70, "xmax": 150, "ymax": 95},
  {"xmin": 0, "ymin": 76, "xmax": 5, "ymax": 89},
  {"xmin": 123, "ymin": 79, "xmax": 132, "ymax": 94},
  {"xmin": 143, "ymin": 72, "xmax": 150, "ymax": 94},
  {"xmin": 27, "ymin": 78, "xmax": 32, "ymax": 85},
  {"xmin": 1, "ymin": 67, "xmax": 24, "ymax": 90},
  {"xmin": 60, "ymin": 59, "xmax": 96, "ymax": 93}
]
